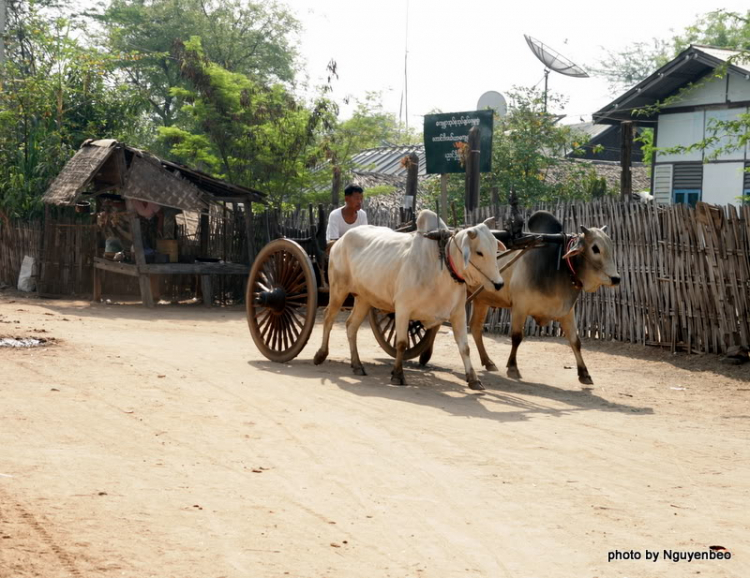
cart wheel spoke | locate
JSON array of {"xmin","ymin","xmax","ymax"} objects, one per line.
[
  {"xmin": 280, "ymin": 316, "xmax": 290, "ymax": 351},
  {"xmin": 286, "ymin": 292, "xmax": 309, "ymax": 302}
]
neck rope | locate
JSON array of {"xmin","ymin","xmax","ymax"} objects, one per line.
[
  {"xmin": 563, "ymin": 235, "xmax": 583, "ymax": 289},
  {"xmin": 445, "ymin": 235, "xmax": 466, "ymax": 284}
]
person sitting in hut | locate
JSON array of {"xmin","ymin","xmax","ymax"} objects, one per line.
[{"xmin": 326, "ymin": 184, "xmax": 367, "ymax": 243}]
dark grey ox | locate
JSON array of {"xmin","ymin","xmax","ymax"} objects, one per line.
[{"xmin": 420, "ymin": 211, "xmax": 620, "ymax": 384}]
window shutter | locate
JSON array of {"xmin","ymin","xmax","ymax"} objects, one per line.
[{"xmin": 653, "ymin": 164, "xmax": 673, "ymax": 204}]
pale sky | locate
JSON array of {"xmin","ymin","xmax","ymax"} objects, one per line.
[{"xmin": 287, "ymin": 0, "xmax": 749, "ymax": 128}]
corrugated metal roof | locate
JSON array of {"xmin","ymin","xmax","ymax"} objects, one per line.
[
  {"xmin": 564, "ymin": 122, "xmax": 611, "ymax": 139},
  {"xmin": 350, "ymin": 145, "xmax": 426, "ymax": 176},
  {"xmin": 694, "ymin": 45, "xmax": 750, "ymax": 74}
]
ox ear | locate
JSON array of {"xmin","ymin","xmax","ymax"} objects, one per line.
[
  {"xmin": 482, "ymin": 216, "xmax": 496, "ymax": 229},
  {"xmin": 460, "ymin": 233, "xmax": 472, "ymax": 267},
  {"xmin": 563, "ymin": 235, "xmax": 585, "ymax": 260},
  {"xmin": 497, "ymin": 239, "xmax": 507, "ymax": 253}
]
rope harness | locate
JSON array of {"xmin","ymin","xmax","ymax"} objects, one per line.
[
  {"xmin": 563, "ymin": 234, "xmax": 584, "ymax": 289},
  {"xmin": 444, "ymin": 235, "xmax": 466, "ymax": 284}
]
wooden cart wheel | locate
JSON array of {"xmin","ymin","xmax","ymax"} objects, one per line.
[
  {"xmin": 246, "ymin": 239, "xmax": 318, "ymax": 362},
  {"xmin": 368, "ymin": 308, "xmax": 439, "ymax": 360}
]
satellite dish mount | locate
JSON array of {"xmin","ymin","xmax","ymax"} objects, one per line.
[{"xmin": 524, "ymin": 35, "xmax": 589, "ymax": 113}]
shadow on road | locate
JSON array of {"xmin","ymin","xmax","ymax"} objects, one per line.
[{"xmin": 249, "ymin": 356, "xmax": 653, "ymax": 425}]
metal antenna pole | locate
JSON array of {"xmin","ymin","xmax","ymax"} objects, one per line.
[
  {"xmin": 543, "ymin": 68, "xmax": 549, "ymax": 113},
  {"xmin": 403, "ymin": 0, "xmax": 410, "ymax": 136}
]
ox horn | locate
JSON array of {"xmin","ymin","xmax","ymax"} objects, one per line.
[
  {"xmin": 467, "ymin": 227, "xmax": 478, "ymax": 240},
  {"xmin": 580, "ymin": 225, "xmax": 591, "ymax": 236},
  {"xmin": 600, "ymin": 225, "xmax": 608, "ymax": 233}
]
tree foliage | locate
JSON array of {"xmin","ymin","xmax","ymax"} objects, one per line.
[
  {"xmin": 313, "ymin": 92, "xmax": 420, "ymax": 194},
  {"xmin": 90, "ymin": 0, "xmax": 301, "ymax": 129},
  {"xmin": 0, "ymin": 1, "xmax": 144, "ymax": 219},
  {"xmin": 160, "ymin": 37, "xmax": 337, "ymax": 207},
  {"xmin": 592, "ymin": 10, "xmax": 750, "ymax": 94}
]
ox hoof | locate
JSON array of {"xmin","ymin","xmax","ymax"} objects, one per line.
[
  {"xmin": 506, "ymin": 367, "xmax": 521, "ymax": 380},
  {"xmin": 468, "ymin": 380, "xmax": 485, "ymax": 391},
  {"xmin": 313, "ymin": 350, "xmax": 328, "ymax": 365},
  {"xmin": 352, "ymin": 366, "xmax": 367, "ymax": 376},
  {"xmin": 578, "ymin": 374, "xmax": 594, "ymax": 386},
  {"xmin": 390, "ymin": 373, "xmax": 407, "ymax": 386},
  {"xmin": 484, "ymin": 362, "xmax": 499, "ymax": 372}
]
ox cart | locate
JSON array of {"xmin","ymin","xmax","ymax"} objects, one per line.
[{"xmin": 245, "ymin": 203, "xmax": 570, "ymax": 363}]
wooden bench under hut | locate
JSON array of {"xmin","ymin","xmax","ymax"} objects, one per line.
[{"xmin": 42, "ymin": 139, "xmax": 266, "ymax": 307}]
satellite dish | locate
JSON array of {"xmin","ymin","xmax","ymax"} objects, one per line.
[
  {"xmin": 477, "ymin": 91, "xmax": 507, "ymax": 117},
  {"xmin": 524, "ymin": 35, "xmax": 589, "ymax": 112},
  {"xmin": 524, "ymin": 35, "xmax": 589, "ymax": 78}
]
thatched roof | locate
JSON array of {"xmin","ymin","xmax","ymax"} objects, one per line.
[
  {"xmin": 43, "ymin": 140, "xmax": 119, "ymax": 206},
  {"xmin": 121, "ymin": 155, "xmax": 208, "ymax": 212},
  {"xmin": 43, "ymin": 140, "xmax": 266, "ymax": 208}
]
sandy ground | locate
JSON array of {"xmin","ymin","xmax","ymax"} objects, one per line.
[{"xmin": 0, "ymin": 293, "xmax": 749, "ymax": 578}]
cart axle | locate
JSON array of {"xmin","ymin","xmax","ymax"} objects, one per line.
[{"xmin": 257, "ymin": 287, "xmax": 287, "ymax": 313}]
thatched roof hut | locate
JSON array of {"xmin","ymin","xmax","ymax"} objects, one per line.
[{"xmin": 43, "ymin": 139, "xmax": 265, "ymax": 210}]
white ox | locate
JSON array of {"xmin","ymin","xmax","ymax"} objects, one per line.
[{"xmin": 313, "ymin": 210, "xmax": 505, "ymax": 390}]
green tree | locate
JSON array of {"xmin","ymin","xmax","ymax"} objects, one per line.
[
  {"xmin": 90, "ymin": 0, "xmax": 301, "ymax": 130},
  {"xmin": 159, "ymin": 37, "xmax": 336, "ymax": 207},
  {"xmin": 313, "ymin": 92, "xmax": 420, "ymax": 195},
  {"xmin": 485, "ymin": 87, "xmax": 599, "ymax": 205},
  {"xmin": 0, "ymin": 1, "xmax": 144, "ymax": 219},
  {"xmin": 592, "ymin": 10, "xmax": 750, "ymax": 94}
]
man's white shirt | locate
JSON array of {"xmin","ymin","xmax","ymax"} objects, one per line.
[{"xmin": 326, "ymin": 207, "xmax": 368, "ymax": 241}]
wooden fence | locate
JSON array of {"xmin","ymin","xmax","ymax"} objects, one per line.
[
  {"xmin": 0, "ymin": 219, "xmax": 43, "ymax": 289},
  {"xmin": 1, "ymin": 200, "xmax": 748, "ymax": 354},
  {"xmin": 474, "ymin": 199, "xmax": 750, "ymax": 355}
]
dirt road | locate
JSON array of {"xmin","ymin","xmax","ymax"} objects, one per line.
[{"xmin": 1, "ymin": 295, "xmax": 748, "ymax": 578}]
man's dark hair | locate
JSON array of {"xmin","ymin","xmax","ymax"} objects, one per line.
[{"xmin": 344, "ymin": 184, "xmax": 364, "ymax": 196}]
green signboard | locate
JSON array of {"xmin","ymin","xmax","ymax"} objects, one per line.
[{"xmin": 423, "ymin": 110, "xmax": 493, "ymax": 174}]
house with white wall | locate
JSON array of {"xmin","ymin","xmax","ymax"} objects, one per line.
[{"xmin": 593, "ymin": 45, "xmax": 750, "ymax": 206}]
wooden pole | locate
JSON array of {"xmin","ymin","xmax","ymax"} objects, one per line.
[
  {"xmin": 404, "ymin": 152, "xmax": 419, "ymax": 222},
  {"xmin": 491, "ymin": 186, "xmax": 499, "ymax": 216},
  {"xmin": 440, "ymin": 173, "xmax": 448, "ymax": 224},
  {"xmin": 620, "ymin": 121, "xmax": 633, "ymax": 201},
  {"xmin": 199, "ymin": 211, "xmax": 209, "ymax": 257},
  {"xmin": 125, "ymin": 199, "xmax": 154, "ymax": 308},
  {"xmin": 244, "ymin": 199, "xmax": 254, "ymax": 264},
  {"xmin": 465, "ymin": 126, "xmax": 481, "ymax": 223}
]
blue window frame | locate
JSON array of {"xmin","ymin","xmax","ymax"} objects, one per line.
[{"xmin": 673, "ymin": 189, "xmax": 701, "ymax": 207}]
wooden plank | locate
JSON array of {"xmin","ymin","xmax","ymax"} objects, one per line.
[
  {"xmin": 93, "ymin": 257, "xmax": 140, "ymax": 277},
  {"xmin": 93, "ymin": 268, "xmax": 102, "ymax": 302},
  {"xmin": 139, "ymin": 263, "xmax": 250, "ymax": 275}
]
